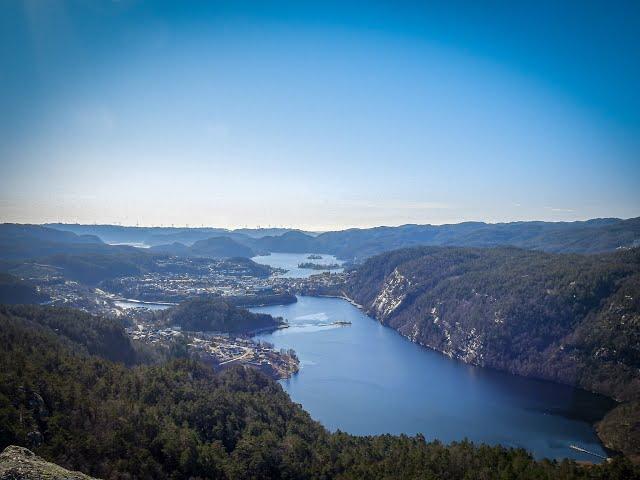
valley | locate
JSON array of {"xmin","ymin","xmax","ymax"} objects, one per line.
[
  {"xmin": 0, "ymin": 222, "xmax": 639, "ymax": 476},
  {"xmin": 4, "ymin": 4, "xmax": 639, "ymax": 477}
]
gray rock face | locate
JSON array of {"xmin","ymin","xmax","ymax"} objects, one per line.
[{"xmin": 0, "ymin": 445, "xmax": 99, "ymax": 480}]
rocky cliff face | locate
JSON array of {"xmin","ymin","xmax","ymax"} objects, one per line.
[
  {"xmin": 346, "ymin": 246, "xmax": 640, "ymax": 402},
  {"xmin": 368, "ymin": 269, "xmax": 487, "ymax": 364},
  {"xmin": 0, "ymin": 446, "xmax": 99, "ymax": 480},
  {"xmin": 347, "ymin": 246, "xmax": 640, "ymax": 462},
  {"xmin": 370, "ymin": 268, "xmax": 411, "ymax": 320},
  {"xmin": 365, "ymin": 274, "xmax": 490, "ymax": 365}
]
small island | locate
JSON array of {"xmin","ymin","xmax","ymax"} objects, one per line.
[
  {"xmin": 307, "ymin": 254, "xmax": 323, "ymax": 259},
  {"xmin": 298, "ymin": 262, "xmax": 341, "ymax": 270}
]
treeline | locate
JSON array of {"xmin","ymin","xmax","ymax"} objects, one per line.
[{"xmin": 1, "ymin": 304, "xmax": 638, "ymax": 479}]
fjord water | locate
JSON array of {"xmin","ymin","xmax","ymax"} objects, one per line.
[
  {"xmin": 252, "ymin": 295, "xmax": 614, "ymax": 462},
  {"xmin": 251, "ymin": 252, "xmax": 344, "ymax": 278}
]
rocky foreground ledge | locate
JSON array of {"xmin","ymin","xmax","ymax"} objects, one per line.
[{"xmin": 0, "ymin": 446, "xmax": 98, "ymax": 480}]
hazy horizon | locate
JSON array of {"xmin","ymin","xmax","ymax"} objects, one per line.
[
  {"xmin": 1, "ymin": 1, "xmax": 639, "ymax": 229},
  {"xmin": 12, "ymin": 214, "xmax": 636, "ymax": 234}
]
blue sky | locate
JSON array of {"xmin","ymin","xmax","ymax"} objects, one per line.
[{"xmin": 1, "ymin": 0, "xmax": 639, "ymax": 230}]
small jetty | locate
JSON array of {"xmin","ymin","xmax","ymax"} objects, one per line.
[
  {"xmin": 333, "ymin": 320, "xmax": 352, "ymax": 326},
  {"xmin": 568, "ymin": 445, "xmax": 609, "ymax": 461}
]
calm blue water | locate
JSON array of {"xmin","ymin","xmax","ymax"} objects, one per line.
[
  {"xmin": 251, "ymin": 252, "xmax": 344, "ymax": 278},
  {"xmin": 252, "ymin": 296, "xmax": 614, "ymax": 462}
]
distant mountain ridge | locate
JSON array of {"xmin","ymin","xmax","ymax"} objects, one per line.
[
  {"xmin": 311, "ymin": 217, "xmax": 640, "ymax": 259},
  {"xmin": 44, "ymin": 223, "xmax": 306, "ymax": 246},
  {"xmin": 0, "ymin": 224, "xmax": 106, "ymax": 260},
  {"xmin": 150, "ymin": 236, "xmax": 255, "ymax": 258},
  {"xmin": 47, "ymin": 217, "xmax": 640, "ymax": 260}
]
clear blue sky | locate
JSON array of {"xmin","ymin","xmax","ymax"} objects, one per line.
[{"xmin": 1, "ymin": 0, "xmax": 639, "ymax": 230}]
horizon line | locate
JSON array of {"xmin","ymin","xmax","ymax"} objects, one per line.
[{"xmin": 0, "ymin": 215, "xmax": 635, "ymax": 234}]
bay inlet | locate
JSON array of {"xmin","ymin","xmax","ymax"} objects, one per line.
[{"xmin": 250, "ymin": 253, "xmax": 614, "ymax": 462}]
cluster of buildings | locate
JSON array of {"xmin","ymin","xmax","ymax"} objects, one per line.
[
  {"xmin": 38, "ymin": 280, "xmax": 115, "ymax": 315},
  {"xmin": 19, "ymin": 255, "xmax": 350, "ymax": 319},
  {"xmin": 14, "ymin": 255, "xmax": 349, "ymax": 380},
  {"xmin": 285, "ymin": 271, "xmax": 350, "ymax": 297},
  {"xmin": 105, "ymin": 259, "xmax": 350, "ymax": 306},
  {"xmin": 126, "ymin": 321, "xmax": 299, "ymax": 379},
  {"xmin": 106, "ymin": 260, "xmax": 282, "ymax": 303}
]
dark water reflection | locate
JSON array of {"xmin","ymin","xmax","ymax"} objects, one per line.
[{"xmin": 252, "ymin": 296, "xmax": 615, "ymax": 462}]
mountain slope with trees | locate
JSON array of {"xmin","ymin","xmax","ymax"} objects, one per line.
[
  {"xmin": 346, "ymin": 246, "xmax": 640, "ymax": 400},
  {"xmin": 345, "ymin": 246, "xmax": 640, "ymax": 461},
  {"xmin": 0, "ymin": 304, "xmax": 638, "ymax": 479},
  {"xmin": 150, "ymin": 236, "xmax": 255, "ymax": 258},
  {"xmin": 160, "ymin": 297, "xmax": 283, "ymax": 333},
  {"xmin": 597, "ymin": 400, "xmax": 640, "ymax": 464},
  {"xmin": 0, "ymin": 274, "xmax": 49, "ymax": 305}
]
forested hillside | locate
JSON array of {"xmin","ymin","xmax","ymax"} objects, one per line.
[
  {"xmin": 151, "ymin": 236, "xmax": 256, "ymax": 258},
  {"xmin": 0, "ymin": 304, "xmax": 638, "ymax": 479},
  {"xmin": 0, "ymin": 305, "xmax": 139, "ymax": 364},
  {"xmin": 160, "ymin": 298, "xmax": 284, "ymax": 333},
  {"xmin": 0, "ymin": 224, "xmax": 274, "ymax": 287},
  {"xmin": 345, "ymin": 246, "xmax": 640, "ymax": 462},
  {"xmin": 346, "ymin": 246, "xmax": 640, "ymax": 400},
  {"xmin": 598, "ymin": 400, "xmax": 640, "ymax": 464},
  {"xmin": 0, "ymin": 224, "xmax": 156, "ymax": 284}
]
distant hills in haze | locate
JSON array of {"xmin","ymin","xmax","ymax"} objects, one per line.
[
  {"xmin": 0, "ymin": 224, "xmax": 274, "ymax": 286},
  {"xmin": 150, "ymin": 237, "xmax": 256, "ymax": 259},
  {"xmin": 46, "ymin": 217, "xmax": 640, "ymax": 260},
  {"xmin": 44, "ymin": 223, "xmax": 307, "ymax": 246},
  {"xmin": 1, "ymin": 218, "xmax": 638, "ymax": 280}
]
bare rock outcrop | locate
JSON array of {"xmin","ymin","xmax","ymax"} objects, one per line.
[{"xmin": 0, "ymin": 445, "xmax": 99, "ymax": 480}]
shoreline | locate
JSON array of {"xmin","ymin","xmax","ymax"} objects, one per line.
[
  {"xmin": 115, "ymin": 297, "xmax": 179, "ymax": 306},
  {"xmin": 258, "ymin": 293, "xmax": 618, "ymax": 463}
]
